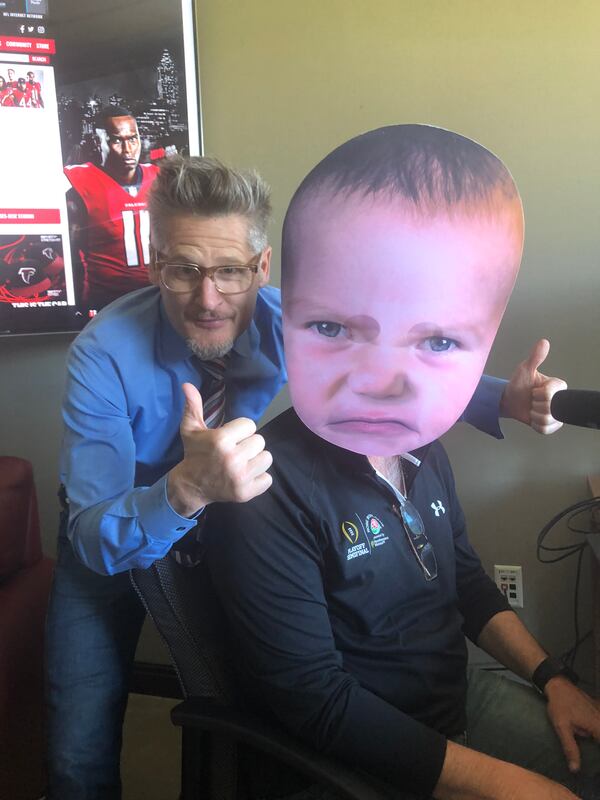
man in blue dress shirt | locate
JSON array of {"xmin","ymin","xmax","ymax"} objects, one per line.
[
  {"xmin": 44, "ymin": 154, "xmax": 565, "ymax": 800},
  {"xmin": 45, "ymin": 156, "xmax": 287, "ymax": 800}
]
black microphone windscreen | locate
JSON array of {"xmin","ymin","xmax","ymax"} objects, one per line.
[{"xmin": 550, "ymin": 389, "xmax": 600, "ymax": 429}]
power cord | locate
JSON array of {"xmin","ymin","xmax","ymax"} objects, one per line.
[{"xmin": 536, "ymin": 497, "xmax": 600, "ymax": 669}]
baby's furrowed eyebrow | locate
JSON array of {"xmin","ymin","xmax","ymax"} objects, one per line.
[
  {"xmin": 408, "ymin": 321, "xmax": 485, "ymax": 342},
  {"xmin": 285, "ymin": 298, "xmax": 347, "ymax": 318}
]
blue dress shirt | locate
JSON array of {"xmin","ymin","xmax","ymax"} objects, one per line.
[{"xmin": 60, "ymin": 284, "xmax": 287, "ymax": 574}]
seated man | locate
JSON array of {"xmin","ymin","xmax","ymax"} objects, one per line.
[{"xmin": 205, "ymin": 125, "xmax": 600, "ymax": 799}]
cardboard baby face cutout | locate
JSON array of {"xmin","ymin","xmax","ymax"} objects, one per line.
[{"xmin": 282, "ymin": 124, "xmax": 524, "ymax": 457}]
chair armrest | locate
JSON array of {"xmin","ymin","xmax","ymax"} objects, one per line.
[{"xmin": 171, "ymin": 698, "xmax": 396, "ymax": 800}]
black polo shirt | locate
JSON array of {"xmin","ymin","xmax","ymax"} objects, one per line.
[{"xmin": 206, "ymin": 407, "xmax": 510, "ymax": 797}]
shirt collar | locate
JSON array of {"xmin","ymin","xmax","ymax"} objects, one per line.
[
  {"xmin": 308, "ymin": 421, "xmax": 430, "ymax": 493},
  {"xmin": 232, "ymin": 316, "xmax": 259, "ymax": 358}
]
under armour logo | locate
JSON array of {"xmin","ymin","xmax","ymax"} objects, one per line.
[
  {"xmin": 18, "ymin": 267, "xmax": 36, "ymax": 285},
  {"xmin": 431, "ymin": 500, "xmax": 445, "ymax": 517}
]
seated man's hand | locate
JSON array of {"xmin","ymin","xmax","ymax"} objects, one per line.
[
  {"xmin": 499, "ymin": 339, "xmax": 567, "ymax": 434},
  {"xmin": 545, "ymin": 676, "xmax": 600, "ymax": 773},
  {"xmin": 167, "ymin": 382, "xmax": 273, "ymax": 517}
]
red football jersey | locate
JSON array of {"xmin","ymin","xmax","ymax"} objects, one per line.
[
  {"xmin": 64, "ymin": 162, "xmax": 159, "ymax": 300},
  {"xmin": 26, "ymin": 81, "xmax": 43, "ymax": 107},
  {"xmin": 11, "ymin": 88, "xmax": 29, "ymax": 107},
  {"xmin": 0, "ymin": 88, "xmax": 15, "ymax": 106}
]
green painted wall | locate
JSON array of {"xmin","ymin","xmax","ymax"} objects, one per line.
[{"xmin": 0, "ymin": 0, "xmax": 597, "ymax": 667}]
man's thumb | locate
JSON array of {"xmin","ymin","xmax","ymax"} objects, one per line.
[
  {"xmin": 180, "ymin": 382, "xmax": 207, "ymax": 431},
  {"xmin": 524, "ymin": 338, "xmax": 550, "ymax": 376}
]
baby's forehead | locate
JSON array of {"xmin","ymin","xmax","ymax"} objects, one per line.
[
  {"xmin": 283, "ymin": 188, "xmax": 523, "ymax": 309},
  {"xmin": 290, "ymin": 185, "xmax": 518, "ymax": 230},
  {"xmin": 284, "ymin": 189, "xmax": 523, "ymax": 273}
]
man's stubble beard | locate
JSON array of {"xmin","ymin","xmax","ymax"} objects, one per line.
[{"xmin": 186, "ymin": 338, "xmax": 234, "ymax": 361}]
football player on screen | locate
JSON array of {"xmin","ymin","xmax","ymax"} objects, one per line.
[
  {"xmin": 0, "ymin": 76, "xmax": 14, "ymax": 106},
  {"xmin": 11, "ymin": 77, "xmax": 31, "ymax": 107},
  {"xmin": 26, "ymin": 71, "xmax": 44, "ymax": 108},
  {"xmin": 64, "ymin": 106, "xmax": 159, "ymax": 313}
]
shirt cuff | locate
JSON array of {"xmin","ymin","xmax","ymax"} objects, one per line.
[
  {"xmin": 462, "ymin": 376, "xmax": 506, "ymax": 439},
  {"xmin": 136, "ymin": 475, "xmax": 200, "ymax": 542}
]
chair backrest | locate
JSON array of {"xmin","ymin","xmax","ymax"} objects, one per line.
[
  {"xmin": 0, "ymin": 456, "xmax": 42, "ymax": 581},
  {"xmin": 130, "ymin": 555, "xmax": 235, "ymax": 703},
  {"xmin": 131, "ymin": 556, "xmax": 398, "ymax": 800}
]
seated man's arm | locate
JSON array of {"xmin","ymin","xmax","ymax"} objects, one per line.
[
  {"xmin": 477, "ymin": 611, "xmax": 600, "ymax": 775},
  {"xmin": 444, "ymin": 450, "xmax": 600, "ymax": 781},
  {"xmin": 206, "ymin": 487, "xmax": 575, "ymax": 799},
  {"xmin": 437, "ymin": 739, "xmax": 576, "ymax": 800}
]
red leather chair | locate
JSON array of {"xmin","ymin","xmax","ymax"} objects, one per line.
[{"xmin": 0, "ymin": 456, "xmax": 54, "ymax": 800}]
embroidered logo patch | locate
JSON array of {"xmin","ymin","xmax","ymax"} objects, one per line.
[
  {"xmin": 341, "ymin": 519, "xmax": 369, "ymax": 561},
  {"xmin": 431, "ymin": 500, "xmax": 446, "ymax": 517},
  {"xmin": 364, "ymin": 513, "xmax": 389, "ymax": 548},
  {"xmin": 341, "ymin": 521, "xmax": 359, "ymax": 544},
  {"xmin": 366, "ymin": 514, "xmax": 383, "ymax": 536},
  {"xmin": 341, "ymin": 513, "xmax": 390, "ymax": 560}
]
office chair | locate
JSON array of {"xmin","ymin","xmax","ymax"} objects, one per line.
[{"xmin": 130, "ymin": 555, "xmax": 398, "ymax": 800}]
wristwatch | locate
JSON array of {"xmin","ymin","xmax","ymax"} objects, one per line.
[{"xmin": 531, "ymin": 656, "xmax": 579, "ymax": 695}]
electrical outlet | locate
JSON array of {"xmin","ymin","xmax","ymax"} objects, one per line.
[{"xmin": 494, "ymin": 565, "xmax": 523, "ymax": 608}]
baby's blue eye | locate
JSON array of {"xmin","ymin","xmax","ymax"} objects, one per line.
[
  {"xmin": 309, "ymin": 321, "xmax": 344, "ymax": 338},
  {"xmin": 424, "ymin": 336, "xmax": 458, "ymax": 352}
]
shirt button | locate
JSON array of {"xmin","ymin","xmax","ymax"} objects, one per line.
[{"xmin": 176, "ymin": 526, "xmax": 186, "ymax": 532}]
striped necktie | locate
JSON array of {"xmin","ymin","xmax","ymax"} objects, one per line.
[
  {"xmin": 198, "ymin": 356, "xmax": 227, "ymax": 429},
  {"xmin": 171, "ymin": 354, "xmax": 229, "ymax": 567}
]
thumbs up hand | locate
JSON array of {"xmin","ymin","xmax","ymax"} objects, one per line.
[
  {"xmin": 168, "ymin": 383, "xmax": 273, "ymax": 517},
  {"xmin": 499, "ymin": 339, "xmax": 567, "ymax": 434},
  {"xmin": 179, "ymin": 381, "xmax": 209, "ymax": 434}
]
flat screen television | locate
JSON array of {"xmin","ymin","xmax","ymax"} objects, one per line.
[{"xmin": 0, "ymin": 0, "xmax": 202, "ymax": 336}]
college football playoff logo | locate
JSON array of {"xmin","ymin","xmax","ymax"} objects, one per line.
[{"xmin": 341, "ymin": 521, "xmax": 359, "ymax": 544}]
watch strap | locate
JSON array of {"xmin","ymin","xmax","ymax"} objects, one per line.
[{"xmin": 531, "ymin": 656, "xmax": 579, "ymax": 694}]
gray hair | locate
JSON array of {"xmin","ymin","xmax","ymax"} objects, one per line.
[{"xmin": 148, "ymin": 155, "xmax": 272, "ymax": 253}]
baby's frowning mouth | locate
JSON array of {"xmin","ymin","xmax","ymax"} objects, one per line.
[{"xmin": 328, "ymin": 417, "xmax": 417, "ymax": 434}]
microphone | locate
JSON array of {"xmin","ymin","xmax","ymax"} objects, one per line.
[{"xmin": 550, "ymin": 390, "xmax": 600, "ymax": 429}]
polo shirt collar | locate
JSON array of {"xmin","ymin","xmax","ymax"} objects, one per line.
[{"xmin": 313, "ymin": 425, "xmax": 431, "ymax": 492}]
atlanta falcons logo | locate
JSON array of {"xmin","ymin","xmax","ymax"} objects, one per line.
[{"xmin": 18, "ymin": 267, "xmax": 37, "ymax": 285}]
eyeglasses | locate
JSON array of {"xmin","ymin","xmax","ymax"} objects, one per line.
[
  {"xmin": 392, "ymin": 500, "xmax": 438, "ymax": 581},
  {"xmin": 155, "ymin": 253, "xmax": 262, "ymax": 295}
]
